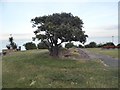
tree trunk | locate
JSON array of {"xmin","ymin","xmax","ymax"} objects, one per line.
[{"xmin": 49, "ymin": 46, "xmax": 59, "ymax": 57}]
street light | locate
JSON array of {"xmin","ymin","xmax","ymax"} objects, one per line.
[{"xmin": 112, "ymin": 36, "xmax": 114, "ymax": 43}]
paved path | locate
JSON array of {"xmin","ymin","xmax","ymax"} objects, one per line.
[{"xmin": 78, "ymin": 48, "xmax": 119, "ymax": 68}]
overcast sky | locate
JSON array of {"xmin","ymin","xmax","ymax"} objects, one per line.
[{"xmin": 0, "ymin": 0, "xmax": 119, "ymax": 44}]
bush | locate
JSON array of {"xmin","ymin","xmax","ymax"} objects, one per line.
[
  {"xmin": 97, "ymin": 43, "xmax": 104, "ymax": 48},
  {"xmin": 73, "ymin": 45, "xmax": 78, "ymax": 48},
  {"xmin": 101, "ymin": 42, "xmax": 116, "ymax": 49},
  {"xmin": 89, "ymin": 42, "xmax": 97, "ymax": 48},
  {"xmin": 85, "ymin": 44, "xmax": 90, "ymax": 48},
  {"xmin": 11, "ymin": 42, "xmax": 17, "ymax": 49},
  {"xmin": 103, "ymin": 42, "xmax": 115, "ymax": 46},
  {"xmin": 6, "ymin": 42, "xmax": 17, "ymax": 50},
  {"xmin": 23, "ymin": 42, "xmax": 37, "ymax": 50},
  {"xmin": 78, "ymin": 44, "xmax": 84, "ymax": 48},
  {"xmin": 6, "ymin": 45, "xmax": 10, "ymax": 49},
  {"xmin": 117, "ymin": 43, "xmax": 120, "ymax": 46},
  {"xmin": 6, "ymin": 36, "xmax": 17, "ymax": 50},
  {"xmin": 37, "ymin": 42, "xmax": 48, "ymax": 49},
  {"xmin": 85, "ymin": 42, "xmax": 96, "ymax": 48},
  {"xmin": 65, "ymin": 42, "xmax": 74, "ymax": 49}
]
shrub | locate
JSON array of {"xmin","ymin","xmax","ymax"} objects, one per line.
[
  {"xmin": 89, "ymin": 42, "xmax": 97, "ymax": 48},
  {"xmin": 78, "ymin": 44, "xmax": 84, "ymax": 48},
  {"xmin": 85, "ymin": 42, "xmax": 97, "ymax": 48},
  {"xmin": 102, "ymin": 42, "xmax": 115, "ymax": 49},
  {"xmin": 65, "ymin": 42, "xmax": 74, "ymax": 49},
  {"xmin": 11, "ymin": 42, "xmax": 17, "ymax": 49},
  {"xmin": 117, "ymin": 43, "xmax": 120, "ymax": 46},
  {"xmin": 6, "ymin": 36, "xmax": 17, "ymax": 50},
  {"xmin": 103, "ymin": 42, "xmax": 115, "ymax": 46},
  {"xmin": 73, "ymin": 45, "xmax": 78, "ymax": 48},
  {"xmin": 97, "ymin": 43, "xmax": 104, "ymax": 48},
  {"xmin": 6, "ymin": 45, "xmax": 10, "ymax": 49},
  {"xmin": 23, "ymin": 42, "xmax": 37, "ymax": 50},
  {"xmin": 37, "ymin": 42, "xmax": 48, "ymax": 49}
]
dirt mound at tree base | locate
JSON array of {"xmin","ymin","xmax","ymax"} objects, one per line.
[{"xmin": 59, "ymin": 48, "xmax": 90, "ymax": 60}]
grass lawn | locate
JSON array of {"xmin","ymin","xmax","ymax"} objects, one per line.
[
  {"xmin": 2, "ymin": 49, "xmax": 118, "ymax": 88},
  {"xmin": 86, "ymin": 48, "xmax": 119, "ymax": 59}
]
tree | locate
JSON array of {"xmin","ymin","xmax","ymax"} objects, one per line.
[
  {"xmin": 97, "ymin": 43, "xmax": 104, "ymax": 48},
  {"xmin": 85, "ymin": 44, "xmax": 89, "ymax": 48},
  {"xmin": 85, "ymin": 42, "xmax": 96, "ymax": 48},
  {"xmin": 37, "ymin": 42, "xmax": 48, "ymax": 49},
  {"xmin": 117, "ymin": 43, "xmax": 120, "ymax": 46},
  {"xmin": 6, "ymin": 35, "xmax": 17, "ymax": 50},
  {"xmin": 89, "ymin": 42, "xmax": 97, "ymax": 48},
  {"xmin": 31, "ymin": 12, "xmax": 88, "ymax": 57},
  {"xmin": 6, "ymin": 45, "xmax": 10, "ymax": 49},
  {"xmin": 78, "ymin": 44, "xmax": 84, "ymax": 48},
  {"xmin": 23, "ymin": 42, "xmax": 37, "ymax": 50},
  {"xmin": 103, "ymin": 42, "xmax": 115, "ymax": 46},
  {"xmin": 65, "ymin": 42, "xmax": 74, "ymax": 49}
]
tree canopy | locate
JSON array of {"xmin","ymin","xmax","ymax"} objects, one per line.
[
  {"xmin": 37, "ymin": 42, "xmax": 48, "ymax": 49},
  {"xmin": 31, "ymin": 12, "xmax": 88, "ymax": 57},
  {"xmin": 117, "ymin": 43, "xmax": 120, "ymax": 46},
  {"xmin": 85, "ymin": 42, "xmax": 97, "ymax": 48},
  {"xmin": 65, "ymin": 42, "xmax": 74, "ymax": 49},
  {"xmin": 103, "ymin": 42, "xmax": 115, "ymax": 46},
  {"xmin": 23, "ymin": 42, "xmax": 37, "ymax": 50},
  {"xmin": 6, "ymin": 36, "xmax": 17, "ymax": 50}
]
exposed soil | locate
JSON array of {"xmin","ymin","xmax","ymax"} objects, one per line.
[{"xmin": 77, "ymin": 48, "xmax": 90, "ymax": 59}]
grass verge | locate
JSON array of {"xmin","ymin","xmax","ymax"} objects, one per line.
[{"xmin": 86, "ymin": 48, "xmax": 119, "ymax": 59}]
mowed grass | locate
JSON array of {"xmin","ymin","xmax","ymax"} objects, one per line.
[
  {"xmin": 86, "ymin": 48, "xmax": 119, "ymax": 59},
  {"xmin": 2, "ymin": 50, "xmax": 118, "ymax": 88}
]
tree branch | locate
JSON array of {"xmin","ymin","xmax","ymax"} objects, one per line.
[{"xmin": 57, "ymin": 39, "xmax": 64, "ymax": 46}]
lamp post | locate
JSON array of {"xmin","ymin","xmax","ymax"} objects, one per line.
[
  {"xmin": 10, "ymin": 34, "xmax": 12, "ymax": 37},
  {"xmin": 112, "ymin": 36, "xmax": 114, "ymax": 43}
]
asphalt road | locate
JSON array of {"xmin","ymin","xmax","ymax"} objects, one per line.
[{"xmin": 78, "ymin": 48, "xmax": 119, "ymax": 68}]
